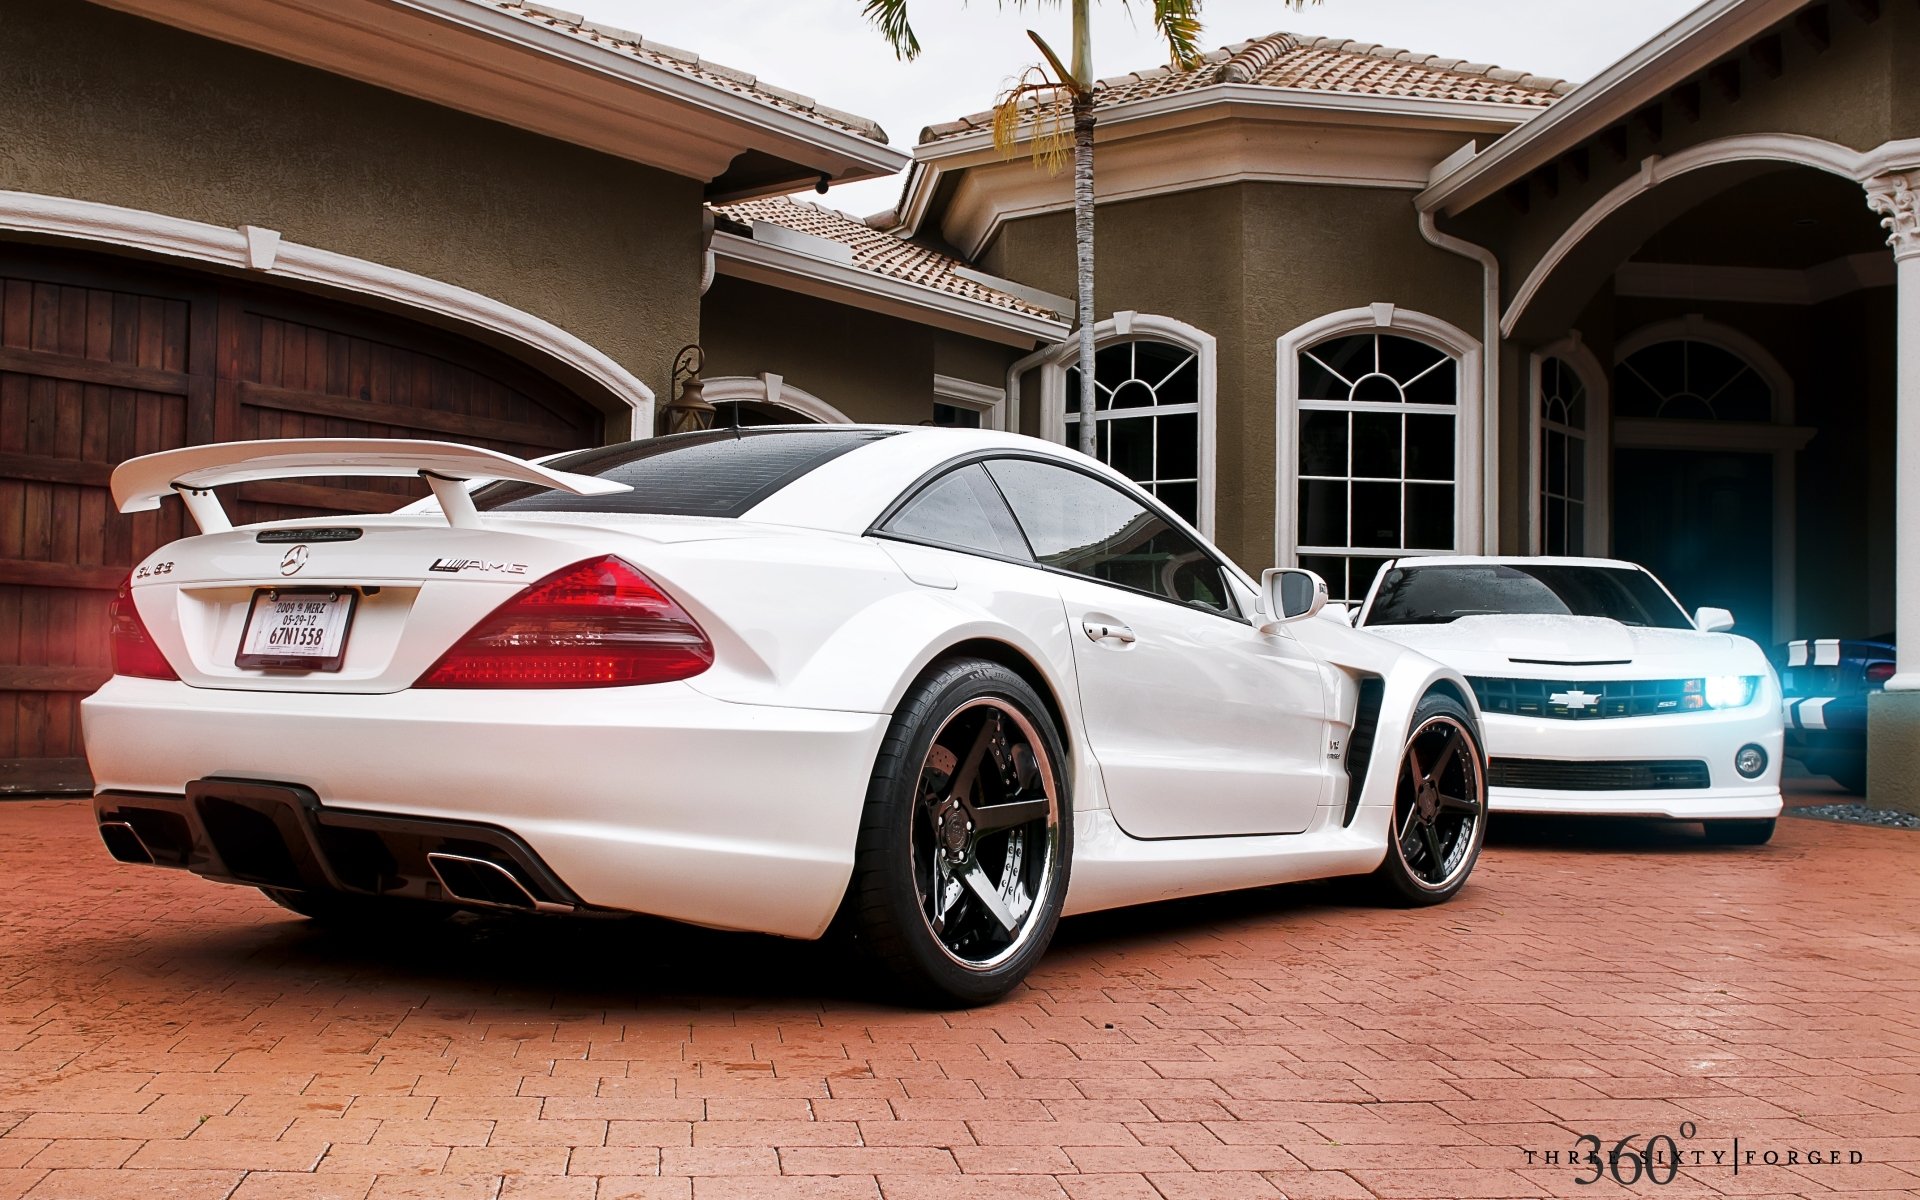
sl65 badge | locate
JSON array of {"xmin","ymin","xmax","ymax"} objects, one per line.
[{"xmin": 428, "ymin": 558, "xmax": 529, "ymax": 575}]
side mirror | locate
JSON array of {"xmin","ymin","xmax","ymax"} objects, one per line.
[
  {"xmin": 1260, "ymin": 567, "xmax": 1327, "ymax": 631},
  {"xmin": 1695, "ymin": 606, "xmax": 1736, "ymax": 633}
]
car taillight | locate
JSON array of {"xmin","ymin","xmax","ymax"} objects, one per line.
[
  {"xmin": 415, "ymin": 556, "xmax": 713, "ymax": 688},
  {"xmin": 109, "ymin": 576, "xmax": 178, "ymax": 680},
  {"xmin": 1866, "ymin": 661, "xmax": 1896, "ymax": 687}
]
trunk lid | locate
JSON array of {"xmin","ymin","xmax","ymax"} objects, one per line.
[{"xmin": 127, "ymin": 513, "xmax": 760, "ymax": 694}]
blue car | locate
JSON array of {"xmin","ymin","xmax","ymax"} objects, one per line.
[{"xmin": 1772, "ymin": 634, "xmax": 1895, "ymax": 794}]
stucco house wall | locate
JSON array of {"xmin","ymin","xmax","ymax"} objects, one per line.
[
  {"xmin": 699, "ymin": 277, "xmax": 1022, "ymax": 425},
  {"xmin": 980, "ymin": 180, "xmax": 1479, "ymax": 573},
  {"xmin": 0, "ymin": 0, "xmax": 703, "ymax": 404}
]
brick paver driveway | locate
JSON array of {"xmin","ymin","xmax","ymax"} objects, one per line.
[{"xmin": 0, "ymin": 793, "xmax": 1915, "ymax": 1200}]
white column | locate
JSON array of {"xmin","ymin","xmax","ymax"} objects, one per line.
[{"xmin": 1868, "ymin": 172, "xmax": 1920, "ymax": 690}]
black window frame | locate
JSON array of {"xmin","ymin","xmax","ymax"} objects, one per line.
[{"xmin": 870, "ymin": 450, "xmax": 1249, "ymax": 624}]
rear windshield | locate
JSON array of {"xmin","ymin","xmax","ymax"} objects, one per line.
[
  {"xmin": 1363, "ymin": 563, "xmax": 1694, "ymax": 629},
  {"xmin": 472, "ymin": 427, "xmax": 896, "ymax": 517}
]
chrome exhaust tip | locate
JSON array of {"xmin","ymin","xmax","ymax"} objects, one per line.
[
  {"xmin": 98, "ymin": 820, "xmax": 155, "ymax": 865},
  {"xmin": 425, "ymin": 851, "xmax": 572, "ymax": 914}
]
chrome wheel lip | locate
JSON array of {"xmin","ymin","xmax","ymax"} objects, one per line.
[
  {"xmin": 911, "ymin": 697, "xmax": 1060, "ymax": 973},
  {"xmin": 1391, "ymin": 713, "xmax": 1486, "ymax": 893}
]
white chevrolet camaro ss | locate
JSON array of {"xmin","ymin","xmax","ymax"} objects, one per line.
[
  {"xmin": 85, "ymin": 427, "xmax": 1490, "ymax": 1004},
  {"xmin": 1352, "ymin": 556, "xmax": 1784, "ymax": 843}
]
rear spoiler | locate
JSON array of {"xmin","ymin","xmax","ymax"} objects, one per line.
[{"xmin": 110, "ymin": 438, "xmax": 628, "ymax": 532}]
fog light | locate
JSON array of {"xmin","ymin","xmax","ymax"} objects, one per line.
[{"xmin": 1735, "ymin": 744, "xmax": 1768, "ymax": 779}]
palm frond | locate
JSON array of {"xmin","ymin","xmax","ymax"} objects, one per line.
[
  {"xmin": 1151, "ymin": 0, "xmax": 1205, "ymax": 70},
  {"xmin": 862, "ymin": 0, "xmax": 922, "ymax": 61},
  {"xmin": 991, "ymin": 70, "xmax": 1073, "ymax": 172}
]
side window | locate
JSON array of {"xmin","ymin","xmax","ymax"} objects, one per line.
[
  {"xmin": 984, "ymin": 458, "xmax": 1237, "ymax": 616},
  {"xmin": 881, "ymin": 464, "xmax": 1032, "ymax": 560}
]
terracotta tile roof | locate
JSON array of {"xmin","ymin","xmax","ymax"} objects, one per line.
[
  {"xmin": 492, "ymin": 2, "xmax": 890, "ymax": 144},
  {"xmin": 920, "ymin": 31, "xmax": 1570, "ymax": 144},
  {"xmin": 712, "ymin": 196, "xmax": 1066, "ymax": 321}
]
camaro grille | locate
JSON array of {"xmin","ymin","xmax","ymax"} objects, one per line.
[
  {"xmin": 1470, "ymin": 676, "xmax": 1700, "ymax": 720},
  {"xmin": 1488, "ymin": 758, "xmax": 1711, "ymax": 791}
]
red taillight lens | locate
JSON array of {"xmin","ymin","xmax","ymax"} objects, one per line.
[
  {"xmin": 416, "ymin": 556, "xmax": 713, "ymax": 689},
  {"xmin": 109, "ymin": 576, "xmax": 178, "ymax": 680},
  {"xmin": 1866, "ymin": 661, "xmax": 1896, "ymax": 686}
]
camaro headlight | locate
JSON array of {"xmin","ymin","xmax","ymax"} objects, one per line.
[{"xmin": 1703, "ymin": 674, "xmax": 1760, "ymax": 709}]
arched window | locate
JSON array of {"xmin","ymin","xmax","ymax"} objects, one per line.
[
  {"xmin": 1287, "ymin": 324, "xmax": 1469, "ymax": 603},
  {"xmin": 1064, "ymin": 339, "xmax": 1203, "ymax": 524},
  {"xmin": 1013, "ymin": 312, "xmax": 1218, "ymax": 535},
  {"xmin": 1614, "ymin": 339, "xmax": 1773, "ymax": 421},
  {"xmin": 1536, "ymin": 354, "xmax": 1590, "ymax": 555}
]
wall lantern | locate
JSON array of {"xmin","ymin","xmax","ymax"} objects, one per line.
[{"xmin": 661, "ymin": 343, "xmax": 715, "ymax": 435}]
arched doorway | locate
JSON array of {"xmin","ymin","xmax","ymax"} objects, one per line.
[
  {"xmin": 1609, "ymin": 321, "xmax": 1810, "ymax": 644},
  {"xmin": 1504, "ymin": 150, "xmax": 1894, "ymax": 645}
]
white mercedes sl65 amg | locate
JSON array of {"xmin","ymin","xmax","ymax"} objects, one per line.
[
  {"xmin": 85, "ymin": 427, "xmax": 1489, "ymax": 1003},
  {"xmin": 1352, "ymin": 556, "xmax": 1784, "ymax": 844}
]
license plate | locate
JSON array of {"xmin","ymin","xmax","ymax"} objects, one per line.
[{"xmin": 236, "ymin": 588, "xmax": 358, "ymax": 672}]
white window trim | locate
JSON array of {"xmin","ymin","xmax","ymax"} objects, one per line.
[
  {"xmin": 701, "ymin": 373, "xmax": 851, "ymax": 424},
  {"xmin": 1010, "ymin": 311, "xmax": 1218, "ymax": 537},
  {"xmin": 1610, "ymin": 315, "xmax": 1805, "ymax": 638},
  {"xmin": 1527, "ymin": 332, "xmax": 1611, "ymax": 556},
  {"xmin": 932, "ymin": 374, "xmax": 1007, "ymax": 430},
  {"xmin": 1274, "ymin": 304, "xmax": 1484, "ymax": 571}
]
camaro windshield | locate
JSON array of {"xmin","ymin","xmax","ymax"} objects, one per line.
[{"xmin": 1364, "ymin": 563, "xmax": 1694, "ymax": 629}]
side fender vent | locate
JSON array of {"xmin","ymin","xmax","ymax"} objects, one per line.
[{"xmin": 1344, "ymin": 676, "xmax": 1386, "ymax": 826}]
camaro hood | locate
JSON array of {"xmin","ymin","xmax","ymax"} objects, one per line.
[{"xmin": 1361, "ymin": 614, "xmax": 1758, "ymax": 677}]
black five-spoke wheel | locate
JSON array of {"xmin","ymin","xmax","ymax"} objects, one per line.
[
  {"xmin": 850, "ymin": 659, "xmax": 1070, "ymax": 1005},
  {"xmin": 1374, "ymin": 692, "xmax": 1487, "ymax": 905}
]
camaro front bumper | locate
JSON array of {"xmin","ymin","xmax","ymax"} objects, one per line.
[
  {"xmin": 1480, "ymin": 704, "xmax": 1784, "ymax": 820},
  {"xmin": 82, "ymin": 677, "xmax": 890, "ymax": 939}
]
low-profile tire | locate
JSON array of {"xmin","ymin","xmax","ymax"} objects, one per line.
[
  {"xmin": 1372, "ymin": 692, "xmax": 1487, "ymax": 907},
  {"xmin": 1828, "ymin": 757, "xmax": 1868, "ymax": 797},
  {"xmin": 848, "ymin": 658, "xmax": 1071, "ymax": 1007},
  {"xmin": 262, "ymin": 887, "xmax": 452, "ymax": 929},
  {"xmin": 1702, "ymin": 818, "xmax": 1776, "ymax": 846}
]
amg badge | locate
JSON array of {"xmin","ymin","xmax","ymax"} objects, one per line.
[{"xmin": 428, "ymin": 557, "xmax": 529, "ymax": 576}]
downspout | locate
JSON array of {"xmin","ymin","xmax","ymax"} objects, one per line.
[{"xmin": 1418, "ymin": 208, "xmax": 1501, "ymax": 555}]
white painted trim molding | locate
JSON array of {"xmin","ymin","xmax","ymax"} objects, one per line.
[
  {"xmin": 1012, "ymin": 312, "xmax": 1219, "ymax": 537},
  {"xmin": 702, "ymin": 373, "xmax": 851, "ymax": 424},
  {"xmin": 1527, "ymin": 332, "xmax": 1611, "ymax": 556},
  {"xmin": 1611, "ymin": 314, "xmax": 1806, "ymax": 639},
  {"xmin": 932, "ymin": 374, "xmax": 1007, "ymax": 430},
  {"xmin": 1500, "ymin": 134, "xmax": 1920, "ymax": 338},
  {"xmin": 0, "ymin": 190, "xmax": 656, "ymax": 439},
  {"xmin": 1273, "ymin": 305, "xmax": 1485, "ymax": 570}
]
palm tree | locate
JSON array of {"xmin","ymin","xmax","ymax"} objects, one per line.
[{"xmin": 863, "ymin": 0, "xmax": 1205, "ymax": 457}]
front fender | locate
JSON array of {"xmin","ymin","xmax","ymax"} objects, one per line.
[{"xmin": 1295, "ymin": 619, "xmax": 1484, "ymax": 811}]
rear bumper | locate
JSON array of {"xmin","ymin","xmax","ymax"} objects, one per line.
[
  {"xmin": 1481, "ymin": 704, "xmax": 1783, "ymax": 820},
  {"xmin": 81, "ymin": 677, "xmax": 890, "ymax": 939},
  {"xmin": 96, "ymin": 780, "xmax": 584, "ymax": 912}
]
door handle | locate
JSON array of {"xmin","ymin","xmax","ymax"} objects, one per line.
[{"xmin": 1082, "ymin": 619, "xmax": 1136, "ymax": 644}]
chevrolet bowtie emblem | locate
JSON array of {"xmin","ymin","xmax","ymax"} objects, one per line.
[{"xmin": 1550, "ymin": 689, "xmax": 1600, "ymax": 710}]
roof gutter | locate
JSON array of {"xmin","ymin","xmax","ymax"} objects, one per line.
[
  {"xmin": 1417, "ymin": 0, "xmax": 1812, "ymax": 215},
  {"xmin": 1417, "ymin": 209, "xmax": 1501, "ymax": 554}
]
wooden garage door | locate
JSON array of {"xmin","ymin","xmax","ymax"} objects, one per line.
[{"xmin": 0, "ymin": 249, "xmax": 603, "ymax": 779}]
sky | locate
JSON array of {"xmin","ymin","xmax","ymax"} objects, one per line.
[{"xmin": 570, "ymin": 0, "xmax": 1707, "ymax": 216}]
